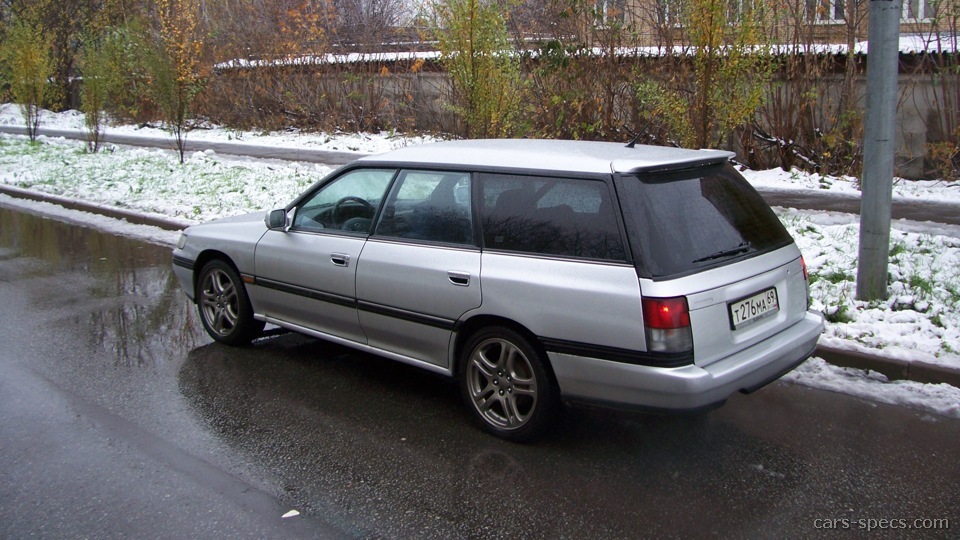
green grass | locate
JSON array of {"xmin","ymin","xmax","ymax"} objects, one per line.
[
  {"xmin": 822, "ymin": 269, "xmax": 851, "ymax": 284},
  {"xmin": 908, "ymin": 274, "xmax": 936, "ymax": 297},
  {"xmin": 824, "ymin": 304, "xmax": 855, "ymax": 324},
  {"xmin": 890, "ymin": 241, "xmax": 907, "ymax": 257}
]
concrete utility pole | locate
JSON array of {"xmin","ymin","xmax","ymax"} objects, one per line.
[{"xmin": 856, "ymin": 0, "xmax": 901, "ymax": 301}]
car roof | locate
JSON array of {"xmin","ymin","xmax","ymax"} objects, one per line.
[{"xmin": 357, "ymin": 139, "xmax": 735, "ymax": 175}]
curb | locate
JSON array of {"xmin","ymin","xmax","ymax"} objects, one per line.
[
  {"xmin": 816, "ymin": 345, "xmax": 960, "ymax": 388},
  {"xmin": 0, "ymin": 184, "xmax": 192, "ymax": 231}
]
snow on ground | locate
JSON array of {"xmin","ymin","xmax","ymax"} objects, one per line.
[
  {"xmin": 1, "ymin": 105, "xmax": 958, "ymax": 419},
  {"xmin": 782, "ymin": 358, "xmax": 960, "ymax": 418},
  {"xmin": 0, "ymin": 135, "xmax": 333, "ymax": 222},
  {"xmin": 777, "ymin": 208, "xmax": 960, "ymax": 369},
  {"xmin": 0, "ymin": 103, "xmax": 443, "ymax": 154},
  {"xmin": 743, "ymin": 166, "xmax": 960, "ymax": 207}
]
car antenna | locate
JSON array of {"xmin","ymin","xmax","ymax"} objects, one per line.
[{"xmin": 625, "ymin": 121, "xmax": 652, "ymax": 148}]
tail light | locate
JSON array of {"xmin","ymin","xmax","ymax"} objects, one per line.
[
  {"xmin": 801, "ymin": 256, "xmax": 811, "ymax": 310},
  {"xmin": 642, "ymin": 296, "xmax": 693, "ymax": 353}
]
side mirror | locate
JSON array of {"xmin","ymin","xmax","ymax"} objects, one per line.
[{"xmin": 266, "ymin": 208, "xmax": 288, "ymax": 230}]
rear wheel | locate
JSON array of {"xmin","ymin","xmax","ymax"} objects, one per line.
[
  {"xmin": 196, "ymin": 260, "xmax": 264, "ymax": 345},
  {"xmin": 460, "ymin": 327, "xmax": 558, "ymax": 442}
]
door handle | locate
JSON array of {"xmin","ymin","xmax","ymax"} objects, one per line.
[
  {"xmin": 331, "ymin": 253, "xmax": 351, "ymax": 267},
  {"xmin": 448, "ymin": 271, "xmax": 471, "ymax": 286}
]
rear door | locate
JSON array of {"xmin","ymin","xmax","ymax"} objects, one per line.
[{"xmin": 356, "ymin": 170, "xmax": 481, "ymax": 368}]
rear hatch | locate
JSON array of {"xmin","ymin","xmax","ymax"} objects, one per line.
[{"xmin": 615, "ymin": 163, "xmax": 810, "ymax": 367}]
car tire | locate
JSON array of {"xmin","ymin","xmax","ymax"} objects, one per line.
[
  {"xmin": 460, "ymin": 327, "xmax": 558, "ymax": 442},
  {"xmin": 196, "ymin": 259, "xmax": 264, "ymax": 345}
]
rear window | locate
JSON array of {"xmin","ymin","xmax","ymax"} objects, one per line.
[{"xmin": 616, "ymin": 164, "xmax": 792, "ymax": 278}]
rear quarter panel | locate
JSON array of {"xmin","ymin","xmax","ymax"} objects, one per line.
[{"xmin": 474, "ymin": 253, "xmax": 646, "ymax": 351}]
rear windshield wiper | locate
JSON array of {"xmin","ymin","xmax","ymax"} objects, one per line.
[{"xmin": 692, "ymin": 241, "xmax": 751, "ymax": 264}]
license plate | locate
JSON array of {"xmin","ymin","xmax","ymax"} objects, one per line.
[{"xmin": 729, "ymin": 288, "xmax": 779, "ymax": 330}]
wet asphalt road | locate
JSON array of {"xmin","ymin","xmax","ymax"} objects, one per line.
[{"xmin": 1, "ymin": 204, "xmax": 958, "ymax": 539}]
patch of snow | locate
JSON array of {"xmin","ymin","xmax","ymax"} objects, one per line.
[
  {"xmin": 0, "ymin": 103, "xmax": 444, "ymax": 155},
  {"xmin": 742, "ymin": 167, "xmax": 960, "ymax": 208},
  {"xmin": 210, "ymin": 33, "xmax": 959, "ymax": 70},
  {"xmin": 784, "ymin": 358, "xmax": 960, "ymax": 419},
  {"xmin": 776, "ymin": 208, "xmax": 960, "ymax": 371}
]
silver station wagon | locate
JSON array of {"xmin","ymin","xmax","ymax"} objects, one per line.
[{"xmin": 173, "ymin": 139, "xmax": 824, "ymax": 441}]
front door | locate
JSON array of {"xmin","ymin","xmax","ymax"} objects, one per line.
[{"xmin": 254, "ymin": 168, "xmax": 396, "ymax": 343}]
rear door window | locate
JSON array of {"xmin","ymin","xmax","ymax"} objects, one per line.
[
  {"xmin": 374, "ymin": 170, "xmax": 474, "ymax": 245},
  {"xmin": 479, "ymin": 173, "xmax": 625, "ymax": 261},
  {"xmin": 616, "ymin": 163, "xmax": 792, "ymax": 278}
]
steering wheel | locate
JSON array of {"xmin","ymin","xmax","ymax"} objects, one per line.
[{"xmin": 333, "ymin": 196, "xmax": 375, "ymax": 224}]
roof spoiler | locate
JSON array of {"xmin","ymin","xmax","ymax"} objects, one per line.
[{"xmin": 612, "ymin": 149, "xmax": 735, "ymax": 174}]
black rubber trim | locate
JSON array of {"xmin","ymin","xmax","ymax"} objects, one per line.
[
  {"xmin": 357, "ymin": 301, "xmax": 457, "ymax": 331},
  {"xmin": 540, "ymin": 337, "xmax": 694, "ymax": 368},
  {"xmin": 255, "ymin": 277, "xmax": 357, "ymax": 309},
  {"xmin": 254, "ymin": 276, "xmax": 459, "ymax": 331},
  {"xmin": 172, "ymin": 255, "xmax": 195, "ymax": 271}
]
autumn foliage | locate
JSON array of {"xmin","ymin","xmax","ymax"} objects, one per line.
[
  {"xmin": 151, "ymin": 0, "xmax": 207, "ymax": 162},
  {"xmin": 0, "ymin": 0, "xmax": 957, "ymax": 178}
]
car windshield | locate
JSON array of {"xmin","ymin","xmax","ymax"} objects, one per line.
[{"xmin": 616, "ymin": 163, "xmax": 792, "ymax": 279}]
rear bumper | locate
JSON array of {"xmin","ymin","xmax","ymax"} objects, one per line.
[{"xmin": 549, "ymin": 310, "xmax": 824, "ymax": 411}]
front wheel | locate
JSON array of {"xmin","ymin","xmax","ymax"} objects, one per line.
[
  {"xmin": 196, "ymin": 260, "xmax": 264, "ymax": 345},
  {"xmin": 460, "ymin": 327, "xmax": 558, "ymax": 442}
]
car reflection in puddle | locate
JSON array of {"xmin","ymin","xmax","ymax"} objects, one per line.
[{"xmin": 177, "ymin": 332, "xmax": 805, "ymax": 539}]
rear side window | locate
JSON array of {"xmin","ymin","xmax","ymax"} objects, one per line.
[
  {"xmin": 616, "ymin": 164, "xmax": 792, "ymax": 278},
  {"xmin": 479, "ymin": 173, "xmax": 625, "ymax": 261}
]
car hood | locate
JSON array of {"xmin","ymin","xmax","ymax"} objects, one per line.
[
  {"xmin": 201, "ymin": 211, "xmax": 267, "ymax": 226},
  {"xmin": 181, "ymin": 210, "xmax": 269, "ymax": 244}
]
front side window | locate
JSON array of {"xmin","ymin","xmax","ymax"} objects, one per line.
[
  {"xmin": 374, "ymin": 170, "xmax": 474, "ymax": 245},
  {"xmin": 479, "ymin": 173, "xmax": 625, "ymax": 261},
  {"xmin": 292, "ymin": 168, "xmax": 395, "ymax": 233},
  {"xmin": 616, "ymin": 164, "xmax": 793, "ymax": 278}
]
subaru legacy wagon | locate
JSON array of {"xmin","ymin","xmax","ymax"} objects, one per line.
[{"xmin": 172, "ymin": 139, "xmax": 824, "ymax": 441}]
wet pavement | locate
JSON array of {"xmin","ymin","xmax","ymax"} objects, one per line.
[{"xmin": 1, "ymin": 204, "xmax": 958, "ymax": 538}]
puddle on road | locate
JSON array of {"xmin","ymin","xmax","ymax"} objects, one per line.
[
  {"xmin": 0, "ymin": 205, "xmax": 205, "ymax": 368},
  {"xmin": 1, "ymin": 204, "xmax": 168, "ymax": 275}
]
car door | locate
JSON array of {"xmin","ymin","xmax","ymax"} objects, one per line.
[
  {"xmin": 254, "ymin": 168, "xmax": 396, "ymax": 343},
  {"xmin": 356, "ymin": 170, "xmax": 481, "ymax": 368}
]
